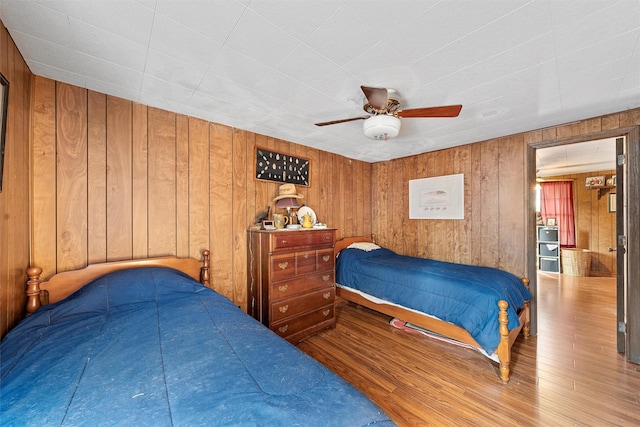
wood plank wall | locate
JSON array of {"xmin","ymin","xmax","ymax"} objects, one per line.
[
  {"xmin": 542, "ymin": 170, "xmax": 617, "ymax": 276},
  {"xmin": 0, "ymin": 23, "xmax": 31, "ymax": 339},
  {"xmin": 372, "ymin": 136, "xmax": 528, "ymax": 277},
  {"xmin": 13, "ymin": 72, "xmax": 640, "ymax": 338},
  {"xmin": 29, "ymin": 76, "xmax": 372, "ymax": 311},
  {"xmin": 371, "ymin": 111, "xmax": 640, "ymax": 281}
]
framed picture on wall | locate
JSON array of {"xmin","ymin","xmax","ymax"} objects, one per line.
[
  {"xmin": 0, "ymin": 72, "xmax": 9, "ymax": 193},
  {"xmin": 584, "ymin": 176, "xmax": 605, "ymax": 188},
  {"xmin": 608, "ymin": 193, "xmax": 616, "ymax": 213},
  {"xmin": 255, "ymin": 147, "xmax": 310, "ymax": 187},
  {"xmin": 546, "ymin": 217, "xmax": 557, "ymax": 226},
  {"xmin": 409, "ymin": 173, "xmax": 464, "ymax": 219}
]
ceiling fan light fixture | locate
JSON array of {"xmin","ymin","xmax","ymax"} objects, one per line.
[{"xmin": 363, "ymin": 115, "xmax": 401, "ymax": 140}]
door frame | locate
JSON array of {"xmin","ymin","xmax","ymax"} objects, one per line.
[
  {"xmin": 527, "ymin": 126, "xmax": 639, "ymax": 363},
  {"xmin": 616, "ymin": 137, "xmax": 625, "ymax": 353}
]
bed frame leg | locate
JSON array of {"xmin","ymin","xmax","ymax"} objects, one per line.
[
  {"xmin": 520, "ymin": 278, "xmax": 531, "ymax": 338},
  {"xmin": 497, "ymin": 300, "xmax": 510, "ymax": 383},
  {"xmin": 26, "ymin": 267, "xmax": 43, "ymax": 316},
  {"xmin": 523, "ymin": 300, "xmax": 531, "ymax": 338}
]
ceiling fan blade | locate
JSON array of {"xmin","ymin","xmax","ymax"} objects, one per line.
[
  {"xmin": 397, "ymin": 105, "xmax": 462, "ymax": 118},
  {"xmin": 314, "ymin": 116, "xmax": 370, "ymax": 126},
  {"xmin": 361, "ymin": 86, "xmax": 389, "ymax": 110}
]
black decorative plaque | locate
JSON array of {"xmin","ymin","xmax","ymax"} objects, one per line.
[{"xmin": 255, "ymin": 147, "xmax": 310, "ymax": 186}]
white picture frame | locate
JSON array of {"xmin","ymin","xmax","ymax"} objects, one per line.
[
  {"xmin": 608, "ymin": 193, "xmax": 616, "ymax": 213},
  {"xmin": 409, "ymin": 173, "xmax": 464, "ymax": 219}
]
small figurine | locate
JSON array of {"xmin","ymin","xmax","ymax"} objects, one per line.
[{"xmin": 254, "ymin": 206, "xmax": 270, "ymax": 225}]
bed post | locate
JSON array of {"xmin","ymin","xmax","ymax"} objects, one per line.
[
  {"xmin": 522, "ymin": 300, "xmax": 531, "ymax": 338},
  {"xmin": 521, "ymin": 277, "xmax": 531, "ymax": 338},
  {"xmin": 497, "ymin": 300, "xmax": 510, "ymax": 383},
  {"xmin": 200, "ymin": 250, "xmax": 210, "ymax": 286},
  {"xmin": 26, "ymin": 267, "xmax": 43, "ymax": 316}
]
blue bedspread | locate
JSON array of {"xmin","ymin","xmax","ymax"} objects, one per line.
[
  {"xmin": 336, "ymin": 247, "xmax": 531, "ymax": 354},
  {"xmin": 1, "ymin": 267, "xmax": 394, "ymax": 426}
]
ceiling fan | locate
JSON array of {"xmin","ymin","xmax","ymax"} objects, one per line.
[{"xmin": 315, "ymin": 86, "xmax": 462, "ymax": 140}]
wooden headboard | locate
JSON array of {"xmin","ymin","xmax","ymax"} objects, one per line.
[
  {"xmin": 26, "ymin": 251, "xmax": 210, "ymax": 315},
  {"xmin": 334, "ymin": 235, "xmax": 377, "ymax": 258}
]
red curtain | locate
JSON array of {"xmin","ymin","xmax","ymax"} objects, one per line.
[{"xmin": 540, "ymin": 181, "xmax": 576, "ymax": 247}]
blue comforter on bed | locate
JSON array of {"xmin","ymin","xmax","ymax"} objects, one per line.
[
  {"xmin": 1, "ymin": 267, "xmax": 394, "ymax": 426},
  {"xmin": 336, "ymin": 247, "xmax": 531, "ymax": 354}
]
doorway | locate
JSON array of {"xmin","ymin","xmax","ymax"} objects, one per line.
[
  {"xmin": 536, "ymin": 139, "xmax": 617, "ymax": 277},
  {"xmin": 527, "ymin": 126, "xmax": 640, "ymax": 364}
]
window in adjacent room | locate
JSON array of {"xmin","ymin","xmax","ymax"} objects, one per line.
[{"xmin": 539, "ymin": 181, "xmax": 576, "ymax": 247}]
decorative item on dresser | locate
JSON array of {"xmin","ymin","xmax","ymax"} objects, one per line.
[
  {"xmin": 247, "ymin": 228, "xmax": 337, "ymax": 343},
  {"xmin": 272, "ymin": 183, "xmax": 304, "ymax": 227}
]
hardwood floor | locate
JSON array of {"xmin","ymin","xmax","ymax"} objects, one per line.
[{"xmin": 297, "ymin": 273, "xmax": 640, "ymax": 426}]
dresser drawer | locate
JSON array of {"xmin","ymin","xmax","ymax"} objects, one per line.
[
  {"xmin": 271, "ymin": 304, "xmax": 335, "ymax": 339},
  {"xmin": 297, "ymin": 249, "xmax": 335, "ymax": 275},
  {"xmin": 272, "ymin": 230, "xmax": 334, "ymax": 250},
  {"xmin": 270, "ymin": 287, "xmax": 335, "ymax": 322},
  {"xmin": 270, "ymin": 254, "xmax": 296, "ymax": 281},
  {"xmin": 270, "ymin": 251, "xmax": 334, "ymax": 281},
  {"xmin": 317, "ymin": 248, "xmax": 334, "ymax": 272},
  {"xmin": 270, "ymin": 272, "xmax": 334, "ymax": 299},
  {"xmin": 296, "ymin": 250, "xmax": 317, "ymax": 275}
]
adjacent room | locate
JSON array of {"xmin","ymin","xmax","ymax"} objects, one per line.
[{"xmin": 1, "ymin": 1, "xmax": 639, "ymax": 425}]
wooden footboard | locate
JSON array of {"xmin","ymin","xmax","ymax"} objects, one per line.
[
  {"xmin": 26, "ymin": 250, "xmax": 210, "ymax": 315},
  {"xmin": 334, "ymin": 236, "xmax": 531, "ymax": 383}
]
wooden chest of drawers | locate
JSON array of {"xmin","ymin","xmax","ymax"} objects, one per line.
[{"xmin": 247, "ymin": 228, "xmax": 336, "ymax": 343}]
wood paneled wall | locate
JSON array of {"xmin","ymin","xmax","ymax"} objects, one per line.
[
  {"xmin": 575, "ymin": 170, "xmax": 617, "ymax": 276},
  {"xmin": 30, "ymin": 76, "xmax": 372, "ymax": 311},
  {"xmin": 371, "ymin": 110, "xmax": 640, "ymax": 282},
  {"xmin": 0, "ymin": 23, "xmax": 31, "ymax": 339},
  {"xmin": 372, "ymin": 136, "xmax": 528, "ymax": 277},
  {"xmin": 12, "ymin": 53, "xmax": 640, "ymax": 339},
  {"xmin": 543, "ymin": 170, "xmax": 617, "ymax": 276}
]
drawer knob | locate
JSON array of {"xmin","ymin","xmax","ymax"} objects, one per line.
[
  {"xmin": 278, "ymin": 325, "xmax": 288, "ymax": 333},
  {"xmin": 322, "ymin": 309, "xmax": 330, "ymax": 317},
  {"xmin": 322, "ymin": 274, "xmax": 330, "ymax": 282},
  {"xmin": 278, "ymin": 284, "xmax": 288, "ymax": 292},
  {"xmin": 279, "ymin": 262, "xmax": 288, "ymax": 270},
  {"xmin": 323, "ymin": 292, "xmax": 331, "ymax": 299},
  {"xmin": 279, "ymin": 305, "xmax": 289, "ymax": 313},
  {"xmin": 281, "ymin": 239, "xmax": 287, "ymax": 244},
  {"xmin": 322, "ymin": 255, "xmax": 330, "ymax": 262},
  {"xmin": 303, "ymin": 253, "xmax": 309, "ymax": 259}
]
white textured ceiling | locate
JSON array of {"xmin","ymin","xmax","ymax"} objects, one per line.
[
  {"xmin": 536, "ymin": 138, "xmax": 617, "ymax": 177},
  {"xmin": 1, "ymin": 0, "xmax": 639, "ymax": 163}
]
